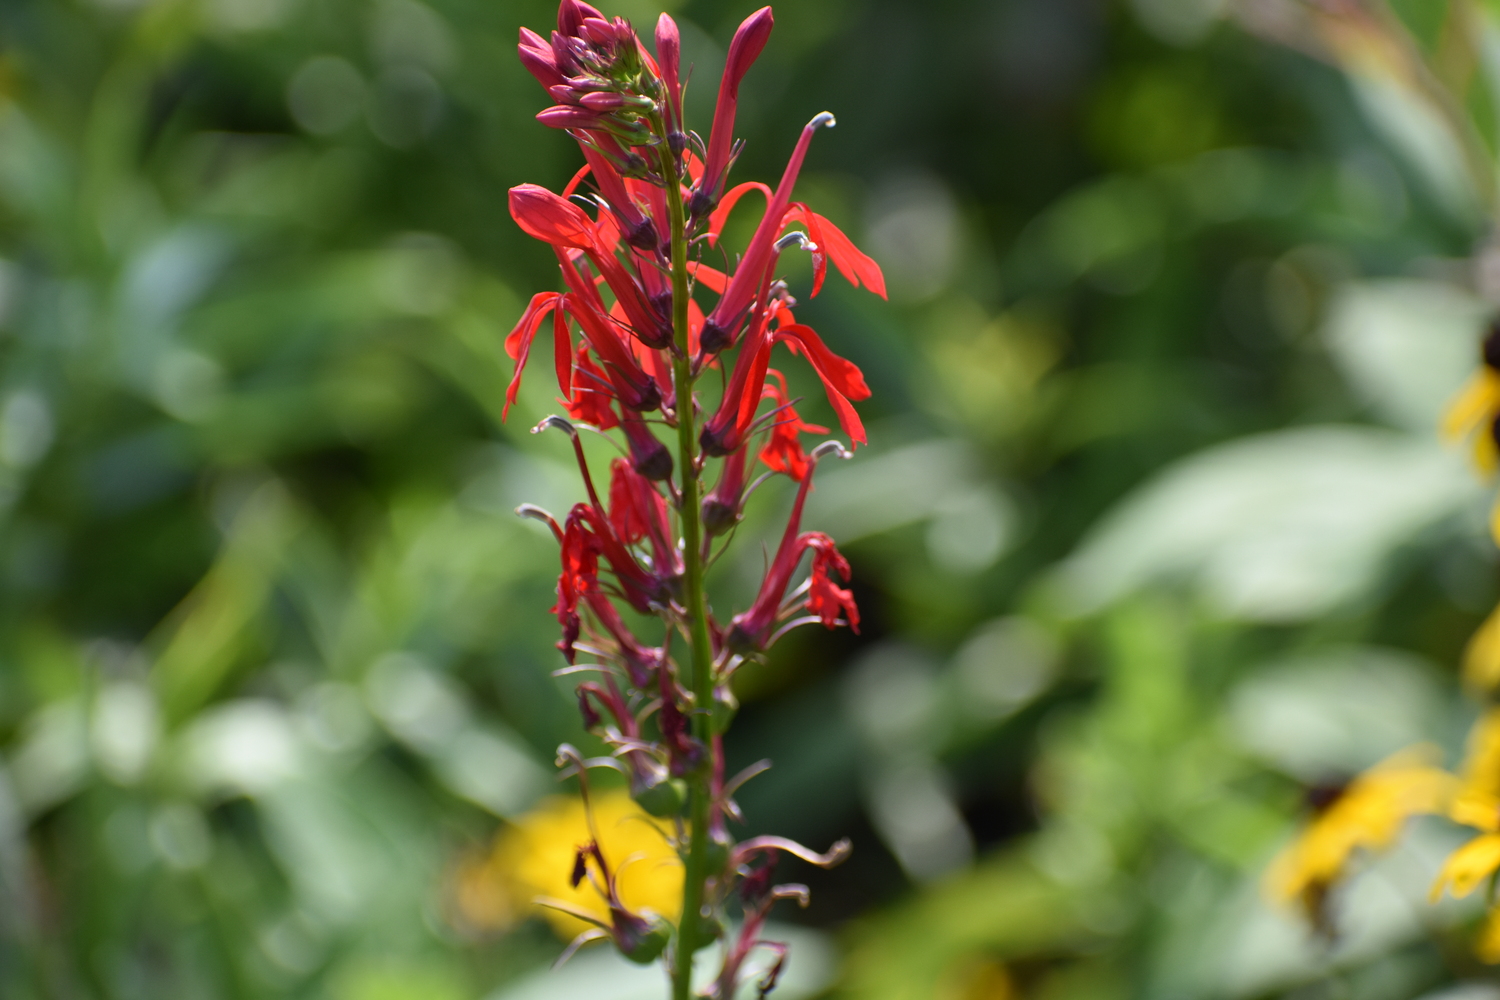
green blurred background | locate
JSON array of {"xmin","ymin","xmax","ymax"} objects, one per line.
[{"xmin": 4, "ymin": 0, "xmax": 1499, "ymax": 997}]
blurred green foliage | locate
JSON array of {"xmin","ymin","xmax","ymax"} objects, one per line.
[{"xmin": 4, "ymin": 0, "xmax": 1500, "ymax": 998}]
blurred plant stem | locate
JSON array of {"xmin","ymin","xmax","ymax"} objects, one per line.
[{"xmin": 660, "ymin": 138, "xmax": 712, "ymax": 1000}]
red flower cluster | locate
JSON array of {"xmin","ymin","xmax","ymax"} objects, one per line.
[{"xmin": 506, "ymin": 0, "xmax": 883, "ymax": 985}]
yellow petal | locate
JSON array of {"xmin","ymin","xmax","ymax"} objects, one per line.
[
  {"xmin": 1444, "ymin": 370, "xmax": 1500, "ymax": 443},
  {"xmin": 1460, "ymin": 710, "xmax": 1500, "ymax": 802},
  {"xmin": 1465, "ymin": 610, "xmax": 1500, "ymax": 694},
  {"xmin": 1452, "ymin": 792, "xmax": 1500, "ymax": 832},
  {"xmin": 492, "ymin": 791, "xmax": 682, "ymax": 940},
  {"xmin": 1478, "ymin": 907, "xmax": 1500, "ymax": 964},
  {"xmin": 1432, "ymin": 833, "xmax": 1500, "ymax": 901},
  {"xmin": 1478, "ymin": 431, "xmax": 1500, "ymax": 476}
]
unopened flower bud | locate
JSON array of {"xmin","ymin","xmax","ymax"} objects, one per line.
[
  {"xmin": 613, "ymin": 911, "xmax": 671, "ymax": 965},
  {"xmin": 623, "ymin": 417, "xmax": 673, "ymax": 481},
  {"xmin": 580, "ymin": 91, "xmax": 654, "ymax": 113}
]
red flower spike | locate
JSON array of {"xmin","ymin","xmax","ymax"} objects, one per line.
[
  {"xmin": 758, "ymin": 369, "xmax": 827, "ymax": 481},
  {"xmin": 772, "ymin": 323, "xmax": 869, "ymax": 446},
  {"xmin": 699, "ymin": 112, "xmax": 835, "ymax": 352},
  {"xmin": 692, "ymin": 7, "xmax": 774, "ymax": 217},
  {"xmin": 504, "ymin": 291, "xmax": 563, "ymax": 421}
]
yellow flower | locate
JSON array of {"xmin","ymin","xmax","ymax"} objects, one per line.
[
  {"xmin": 1433, "ymin": 711, "xmax": 1500, "ymax": 908},
  {"xmin": 454, "ymin": 790, "xmax": 682, "ymax": 940},
  {"xmin": 1478, "ymin": 907, "xmax": 1500, "ymax": 964},
  {"xmin": 1443, "ymin": 358, "xmax": 1500, "ymax": 543},
  {"xmin": 1266, "ymin": 746, "xmax": 1456, "ymax": 922},
  {"xmin": 1463, "ymin": 606, "xmax": 1500, "ymax": 693}
]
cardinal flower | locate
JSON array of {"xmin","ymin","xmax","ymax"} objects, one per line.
[
  {"xmin": 689, "ymin": 6, "xmax": 774, "ymax": 219},
  {"xmin": 726, "ymin": 444, "xmax": 859, "ymax": 651}
]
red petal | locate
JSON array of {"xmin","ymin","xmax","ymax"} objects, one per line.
[
  {"xmin": 707, "ymin": 181, "xmax": 773, "ymax": 247},
  {"xmin": 504, "ymin": 292, "xmax": 561, "ymax": 420},
  {"xmin": 772, "ymin": 324, "xmax": 869, "ymax": 446},
  {"xmin": 553, "ymin": 304, "xmax": 572, "ymax": 398},
  {"xmin": 562, "ymin": 162, "xmax": 592, "ymax": 198},
  {"xmin": 509, "ymin": 184, "xmax": 595, "ymax": 250},
  {"xmin": 807, "ymin": 211, "xmax": 886, "ymax": 299},
  {"xmin": 686, "ymin": 261, "xmax": 729, "ymax": 294}
]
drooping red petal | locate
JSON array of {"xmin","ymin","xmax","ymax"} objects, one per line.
[
  {"xmin": 772, "ymin": 324, "xmax": 869, "ymax": 446},
  {"xmin": 510, "ymin": 183, "xmax": 595, "ymax": 250},
  {"xmin": 758, "ymin": 369, "xmax": 827, "ymax": 481},
  {"xmin": 608, "ymin": 458, "xmax": 651, "ymax": 544},
  {"xmin": 805, "ymin": 209, "xmax": 886, "ymax": 299},
  {"xmin": 707, "ymin": 181, "xmax": 773, "ymax": 247},
  {"xmin": 504, "ymin": 292, "xmax": 562, "ymax": 420},
  {"xmin": 805, "ymin": 535, "xmax": 857, "ymax": 631},
  {"xmin": 562, "ymin": 162, "xmax": 592, "ymax": 198},
  {"xmin": 553, "ymin": 304, "xmax": 573, "ymax": 398},
  {"xmin": 686, "ymin": 261, "xmax": 729, "ymax": 294}
]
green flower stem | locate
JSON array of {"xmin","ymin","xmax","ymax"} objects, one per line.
[{"xmin": 659, "ymin": 142, "xmax": 715, "ymax": 1000}]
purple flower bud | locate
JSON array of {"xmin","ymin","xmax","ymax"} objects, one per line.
[
  {"xmin": 557, "ymin": 0, "xmax": 604, "ymax": 36},
  {"xmin": 518, "ymin": 27, "xmax": 566, "ymax": 91}
]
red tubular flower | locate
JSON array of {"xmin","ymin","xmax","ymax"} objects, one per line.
[
  {"xmin": 758, "ymin": 369, "xmax": 827, "ymax": 481},
  {"xmin": 654, "ymin": 14, "xmax": 685, "ymax": 153},
  {"xmin": 699, "ymin": 112, "xmax": 835, "ymax": 352},
  {"xmin": 702, "ymin": 444, "xmax": 748, "ymax": 536},
  {"xmin": 772, "ymin": 323, "xmax": 869, "ymax": 446},
  {"xmin": 726, "ymin": 449, "xmax": 858, "ymax": 651},
  {"xmin": 503, "ymin": 291, "xmax": 568, "ymax": 420},
  {"xmin": 552, "ymin": 509, "xmax": 602, "ymax": 662},
  {"xmin": 579, "ymin": 145, "xmax": 658, "ymax": 251},
  {"xmin": 583, "ymin": 587, "xmax": 662, "ymax": 689},
  {"xmin": 608, "ymin": 458, "xmax": 682, "ymax": 582},
  {"xmin": 554, "ymin": 255, "xmax": 660, "ymax": 411},
  {"xmin": 564, "ymin": 341, "xmax": 620, "ymax": 429},
  {"xmin": 691, "ymin": 7, "xmax": 774, "ymax": 219},
  {"xmin": 621, "ymin": 415, "xmax": 672, "ymax": 480},
  {"xmin": 804, "ymin": 535, "xmax": 857, "ymax": 630},
  {"xmin": 519, "ymin": 26, "xmax": 567, "ymax": 91},
  {"xmin": 509, "ymin": 184, "xmax": 671, "ymax": 350},
  {"xmin": 558, "ymin": 0, "xmax": 604, "ymax": 35}
]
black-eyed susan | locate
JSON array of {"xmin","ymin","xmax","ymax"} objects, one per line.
[
  {"xmin": 1266, "ymin": 745, "xmax": 1456, "ymax": 929},
  {"xmin": 1432, "ymin": 709, "xmax": 1500, "ymax": 962},
  {"xmin": 1443, "ymin": 319, "xmax": 1500, "ymax": 543}
]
